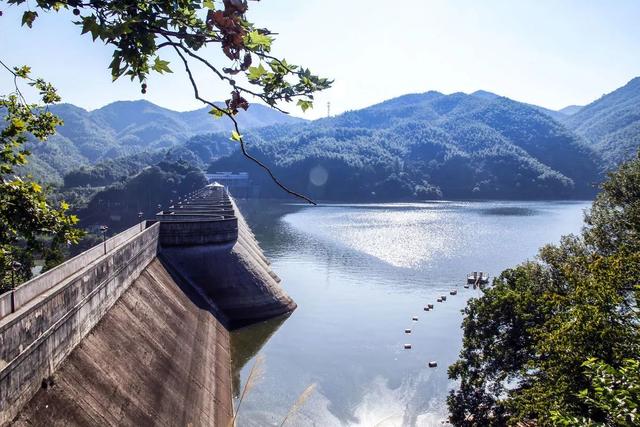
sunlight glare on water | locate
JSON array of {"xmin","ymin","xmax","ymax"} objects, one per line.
[{"xmin": 283, "ymin": 203, "xmax": 476, "ymax": 268}]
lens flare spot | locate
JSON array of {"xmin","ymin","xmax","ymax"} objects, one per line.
[{"xmin": 309, "ymin": 166, "xmax": 329, "ymax": 187}]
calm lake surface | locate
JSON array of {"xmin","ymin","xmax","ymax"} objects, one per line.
[{"xmin": 232, "ymin": 200, "xmax": 591, "ymax": 427}]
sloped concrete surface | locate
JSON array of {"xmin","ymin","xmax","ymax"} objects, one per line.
[{"xmin": 11, "ymin": 258, "xmax": 233, "ymax": 426}]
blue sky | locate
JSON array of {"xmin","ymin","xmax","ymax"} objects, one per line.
[{"xmin": 1, "ymin": 0, "xmax": 639, "ymax": 119}]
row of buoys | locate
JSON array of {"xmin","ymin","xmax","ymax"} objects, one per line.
[{"xmin": 403, "ymin": 286, "xmax": 465, "ymax": 369}]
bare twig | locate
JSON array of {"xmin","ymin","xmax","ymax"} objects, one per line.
[
  {"xmin": 280, "ymin": 383, "xmax": 316, "ymax": 426},
  {"xmin": 228, "ymin": 354, "xmax": 265, "ymax": 427},
  {"xmin": 161, "ymin": 41, "xmax": 292, "ymax": 115},
  {"xmin": 0, "ymin": 59, "xmax": 28, "ymax": 105}
]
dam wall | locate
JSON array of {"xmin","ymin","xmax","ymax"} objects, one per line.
[
  {"xmin": 0, "ymin": 223, "xmax": 144, "ymax": 320},
  {"xmin": 0, "ymin": 222, "xmax": 160, "ymax": 425},
  {"xmin": 158, "ymin": 188, "xmax": 296, "ymax": 329},
  {"xmin": 11, "ymin": 258, "xmax": 233, "ymax": 426},
  {"xmin": 0, "ymin": 183, "xmax": 295, "ymax": 426}
]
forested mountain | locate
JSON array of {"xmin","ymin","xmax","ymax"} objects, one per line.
[
  {"xmin": 561, "ymin": 77, "xmax": 640, "ymax": 166},
  {"xmin": 61, "ymin": 133, "xmax": 237, "ymax": 189},
  {"xmin": 20, "ymin": 100, "xmax": 303, "ymax": 183},
  {"xmin": 558, "ymin": 105, "xmax": 582, "ymax": 116},
  {"xmin": 471, "ymin": 90, "xmax": 569, "ymax": 121},
  {"xmin": 75, "ymin": 160, "xmax": 207, "ymax": 233},
  {"xmin": 209, "ymin": 91, "xmax": 602, "ymax": 200},
  {"xmin": 34, "ymin": 77, "xmax": 640, "ymax": 202}
]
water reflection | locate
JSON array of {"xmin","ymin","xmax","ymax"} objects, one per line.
[
  {"xmin": 231, "ymin": 315, "xmax": 289, "ymax": 396},
  {"xmin": 479, "ymin": 206, "xmax": 538, "ymax": 216}
]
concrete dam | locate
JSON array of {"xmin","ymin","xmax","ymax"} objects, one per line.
[{"xmin": 0, "ymin": 184, "xmax": 296, "ymax": 426}]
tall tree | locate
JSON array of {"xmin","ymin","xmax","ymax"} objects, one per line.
[
  {"xmin": 0, "ymin": 63, "xmax": 83, "ymax": 292},
  {"xmin": 448, "ymin": 153, "xmax": 640, "ymax": 426}
]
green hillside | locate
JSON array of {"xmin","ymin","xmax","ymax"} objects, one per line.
[
  {"xmin": 39, "ymin": 78, "xmax": 640, "ymax": 202},
  {"xmin": 562, "ymin": 77, "xmax": 640, "ymax": 166},
  {"xmin": 20, "ymin": 100, "xmax": 304, "ymax": 183},
  {"xmin": 209, "ymin": 92, "xmax": 601, "ymax": 200}
]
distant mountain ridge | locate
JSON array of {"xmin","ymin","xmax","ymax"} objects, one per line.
[
  {"xmin": 208, "ymin": 90, "xmax": 602, "ymax": 200},
  {"xmin": 22, "ymin": 100, "xmax": 304, "ymax": 182},
  {"xmin": 23, "ymin": 76, "xmax": 640, "ymax": 202},
  {"xmin": 561, "ymin": 77, "xmax": 640, "ymax": 166},
  {"xmin": 558, "ymin": 105, "xmax": 583, "ymax": 116}
]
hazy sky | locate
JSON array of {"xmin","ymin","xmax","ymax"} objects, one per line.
[{"xmin": 1, "ymin": 0, "xmax": 639, "ymax": 119}]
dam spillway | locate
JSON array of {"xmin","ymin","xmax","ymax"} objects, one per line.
[{"xmin": 0, "ymin": 184, "xmax": 296, "ymax": 426}]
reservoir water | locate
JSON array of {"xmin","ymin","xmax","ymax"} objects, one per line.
[{"xmin": 232, "ymin": 200, "xmax": 591, "ymax": 426}]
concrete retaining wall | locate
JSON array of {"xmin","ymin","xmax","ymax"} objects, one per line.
[
  {"xmin": 159, "ymin": 218, "xmax": 238, "ymax": 246},
  {"xmin": 0, "ymin": 223, "xmax": 159, "ymax": 426},
  {"xmin": 0, "ymin": 186, "xmax": 296, "ymax": 425},
  {"xmin": 0, "ymin": 295, "xmax": 11, "ymax": 323},
  {"xmin": 0, "ymin": 223, "xmax": 146, "ymax": 321},
  {"xmin": 11, "ymin": 259, "xmax": 233, "ymax": 427}
]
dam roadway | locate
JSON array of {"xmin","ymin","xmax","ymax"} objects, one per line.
[{"xmin": 0, "ymin": 184, "xmax": 296, "ymax": 426}]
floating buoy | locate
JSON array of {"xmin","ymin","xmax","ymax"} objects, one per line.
[
  {"xmin": 437, "ymin": 298, "xmax": 443, "ymax": 303},
  {"xmin": 404, "ymin": 344, "xmax": 412, "ymax": 349},
  {"xmin": 405, "ymin": 329, "xmax": 411, "ymax": 334},
  {"xmin": 428, "ymin": 361, "xmax": 438, "ymax": 368},
  {"xmin": 450, "ymin": 290, "xmax": 457, "ymax": 295},
  {"xmin": 412, "ymin": 316, "xmax": 419, "ymax": 321},
  {"xmin": 427, "ymin": 304, "xmax": 434, "ymax": 309}
]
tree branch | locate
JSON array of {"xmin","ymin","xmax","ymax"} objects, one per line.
[
  {"xmin": 160, "ymin": 41, "xmax": 293, "ymax": 115},
  {"xmin": 163, "ymin": 36, "xmax": 317, "ymax": 205}
]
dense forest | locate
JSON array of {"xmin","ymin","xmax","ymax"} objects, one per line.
[
  {"xmin": 210, "ymin": 92, "xmax": 603, "ymax": 200},
  {"xmin": 206, "ymin": 77, "xmax": 639, "ymax": 201},
  {"xmin": 28, "ymin": 76, "xmax": 640, "ymax": 235},
  {"xmin": 17, "ymin": 100, "xmax": 302, "ymax": 183},
  {"xmin": 449, "ymin": 151, "xmax": 640, "ymax": 425},
  {"xmin": 562, "ymin": 76, "xmax": 640, "ymax": 167}
]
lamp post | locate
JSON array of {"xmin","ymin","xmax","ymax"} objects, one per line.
[
  {"xmin": 10, "ymin": 261, "xmax": 21, "ymax": 313},
  {"xmin": 100, "ymin": 225, "xmax": 109, "ymax": 254}
]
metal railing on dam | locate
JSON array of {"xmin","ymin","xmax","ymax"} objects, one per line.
[{"xmin": 0, "ymin": 184, "xmax": 295, "ymax": 426}]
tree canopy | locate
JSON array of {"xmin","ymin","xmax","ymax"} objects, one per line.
[
  {"xmin": 0, "ymin": 64, "xmax": 83, "ymax": 292},
  {"xmin": 448, "ymin": 152, "xmax": 640, "ymax": 426},
  {"xmin": 4, "ymin": 0, "xmax": 332, "ymax": 203}
]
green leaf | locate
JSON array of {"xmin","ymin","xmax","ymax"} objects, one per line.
[
  {"xmin": 152, "ymin": 57, "xmax": 173, "ymax": 74},
  {"xmin": 80, "ymin": 16, "xmax": 101, "ymax": 41},
  {"xmin": 247, "ymin": 64, "xmax": 267, "ymax": 81},
  {"xmin": 230, "ymin": 130, "xmax": 242, "ymax": 142},
  {"xmin": 297, "ymin": 99, "xmax": 313, "ymax": 112},
  {"xmin": 209, "ymin": 108, "xmax": 226, "ymax": 119},
  {"xmin": 203, "ymin": 0, "xmax": 215, "ymax": 10},
  {"xmin": 244, "ymin": 31, "xmax": 273, "ymax": 51},
  {"xmin": 14, "ymin": 66, "xmax": 31, "ymax": 79},
  {"xmin": 21, "ymin": 11, "xmax": 38, "ymax": 28}
]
